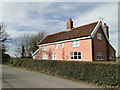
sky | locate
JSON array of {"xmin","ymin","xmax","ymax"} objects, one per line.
[{"xmin": 0, "ymin": 1, "xmax": 119, "ymax": 57}]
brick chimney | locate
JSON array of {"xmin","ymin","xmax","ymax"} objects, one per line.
[
  {"xmin": 104, "ymin": 23, "xmax": 109, "ymax": 38},
  {"xmin": 66, "ymin": 18, "xmax": 73, "ymax": 30}
]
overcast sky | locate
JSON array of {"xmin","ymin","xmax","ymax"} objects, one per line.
[{"xmin": 0, "ymin": 1, "xmax": 118, "ymax": 57}]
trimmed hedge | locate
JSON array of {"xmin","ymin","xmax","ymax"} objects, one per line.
[{"xmin": 8, "ymin": 59, "xmax": 118, "ymax": 87}]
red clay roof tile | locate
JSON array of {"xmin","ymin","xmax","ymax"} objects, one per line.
[{"xmin": 39, "ymin": 21, "xmax": 99, "ymax": 45}]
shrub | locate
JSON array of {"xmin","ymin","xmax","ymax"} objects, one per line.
[
  {"xmin": 2, "ymin": 53, "xmax": 11, "ymax": 63},
  {"xmin": 7, "ymin": 59, "xmax": 118, "ymax": 87}
]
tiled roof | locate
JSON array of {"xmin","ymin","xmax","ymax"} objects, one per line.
[{"xmin": 38, "ymin": 21, "xmax": 99, "ymax": 45}]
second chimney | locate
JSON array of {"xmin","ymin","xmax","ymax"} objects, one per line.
[
  {"xmin": 67, "ymin": 18, "xmax": 73, "ymax": 30},
  {"xmin": 104, "ymin": 23, "xmax": 109, "ymax": 38}
]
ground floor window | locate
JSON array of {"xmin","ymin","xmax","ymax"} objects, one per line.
[
  {"xmin": 35, "ymin": 55, "xmax": 39, "ymax": 59},
  {"xmin": 42, "ymin": 53, "xmax": 48, "ymax": 59},
  {"xmin": 97, "ymin": 52, "xmax": 103, "ymax": 60},
  {"xmin": 70, "ymin": 52, "xmax": 81, "ymax": 60},
  {"xmin": 52, "ymin": 53, "xmax": 56, "ymax": 60}
]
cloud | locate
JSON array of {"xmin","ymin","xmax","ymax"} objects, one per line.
[
  {"xmin": 73, "ymin": 2, "xmax": 118, "ymax": 56},
  {"xmin": 2, "ymin": 2, "xmax": 118, "ymax": 57}
]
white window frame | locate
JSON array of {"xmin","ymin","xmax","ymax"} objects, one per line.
[
  {"xmin": 42, "ymin": 53, "xmax": 48, "ymax": 59},
  {"xmin": 97, "ymin": 32, "xmax": 102, "ymax": 40},
  {"xmin": 55, "ymin": 44, "xmax": 58, "ymax": 49},
  {"xmin": 97, "ymin": 52, "xmax": 104, "ymax": 60},
  {"xmin": 72, "ymin": 40, "xmax": 79, "ymax": 47},
  {"xmin": 61, "ymin": 43, "xmax": 64, "ymax": 48},
  {"xmin": 43, "ymin": 45, "xmax": 47, "ymax": 50},
  {"xmin": 70, "ymin": 52, "xmax": 82, "ymax": 60},
  {"xmin": 52, "ymin": 53, "xmax": 56, "ymax": 60}
]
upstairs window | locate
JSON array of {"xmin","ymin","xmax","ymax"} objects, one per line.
[
  {"xmin": 70, "ymin": 52, "xmax": 81, "ymax": 60},
  {"xmin": 72, "ymin": 40, "xmax": 79, "ymax": 47},
  {"xmin": 61, "ymin": 43, "xmax": 64, "ymax": 48},
  {"xmin": 97, "ymin": 33, "xmax": 102, "ymax": 40},
  {"xmin": 43, "ymin": 45, "xmax": 47, "ymax": 50},
  {"xmin": 97, "ymin": 52, "xmax": 103, "ymax": 60},
  {"xmin": 52, "ymin": 53, "xmax": 56, "ymax": 60},
  {"xmin": 55, "ymin": 44, "xmax": 58, "ymax": 49}
]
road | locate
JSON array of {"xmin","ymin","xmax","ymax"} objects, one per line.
[{"xmin": 2, "ymin": 65, "xmax": 101, "ymax": 88}]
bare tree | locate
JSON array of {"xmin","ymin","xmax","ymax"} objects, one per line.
[
  {"xmin": 13, "ymin": 31, "xmax": 46, "ymax": 58},
  {"xmin": 0, "ymin": 24, "xmax": 11, "ymax": 53},
  {"xmin": 12, "ymin": 34, "xmax": 28, "ymax": 58},
  {"xmin": 0, "ymin": 23, "xmax": 11, "ymax": 63}
]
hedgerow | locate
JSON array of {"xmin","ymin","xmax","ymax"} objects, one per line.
[{"xmin": 7, "ymin": 59, "xmax": 118, "ymax": 87}]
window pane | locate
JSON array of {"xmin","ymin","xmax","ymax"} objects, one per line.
[
  {"xmin": 71, "ymin": 52, "xmax": 73, "ymax": 55},
  {"xmin": 78, "ymin": 56, "xmax": 81, "ymax": 59},
  {"xmin": 78, "ymin": 52, "xmax": 81, "ymax": 55},
  {"xmin": 97, "ymin": 33, "xmax": 102, "ymax": 40},
  {"xmin": 74, "ymin": 56, "xmax": 77, "ymax": 59},
  {"xmin": 71, "ymin": 56, "xmax": 73, "ymax": 59},
  {"xmin": 76, "ymin": 40, "xmax": 79, "ymax": 47},
  {"xmin": 74, "ymin": 52, "xmax": 77, "ymax": 55},
  {"xmin": 72, "ymin": 41, "xmax": 76, "ymax": 47}
]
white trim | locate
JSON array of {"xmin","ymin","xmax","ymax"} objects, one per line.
[
  {"xmin": 61, "ymin": 42, "xmax": 64, "ymax": 48},
  {"xmin": 97, "ymin": 51, "xmax": 104, "ymax": 60},
  {"xmin": 39, "ymin": 36, "xmax": 91, "ymax": 46},
  {"xmin": 39, "ymin": 21, "xmax": 109, "ymax": 47},
  {"xmin": 91, "ymin": 21, "xmax": 109, "ymax": 42},
  {"xmin": 72, "ymin": 40, "xmax": 79, "ymax": 47},
  {"xmin": 52, "ymin": 53, "xmax": 56, "ymax": 60},
  {"xmin": 55, "ymin": 43, "xmax": 58, "ymax": 49},
  {"xmin": 43, "ymin": 45, "xmax": 47, "ymax": 50},
  {"xmin": 70, "ymin": 51, "xmax": 82, "ymax": 60},
  {"xmin": 101, "ymin": 24, "xmax": 109, "ymax": 41},
  {"xmin": 91, "ymin": 21, "xmax": 101, "ymax": 38},
  {"xmin": 42, "ymin": 53, "xmax": 48, "ymax": 59},
  {"xmin": 32, "ymin": 49, "xmax": 39, "ymax": 56},
  {"xmin": 37, "ymin": 35, "xmax": 47, "ymax": 46}
]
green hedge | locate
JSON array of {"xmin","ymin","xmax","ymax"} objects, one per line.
[{"xmin": 8, "ymin": 59, "xmax": 118, "ymax": 87}]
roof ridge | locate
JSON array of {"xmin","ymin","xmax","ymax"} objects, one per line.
[
  {"xmin": 47, "ymin": 30, "xmax": 66, "ymax": 36},
  {"xmin": 47, "ymin": 21, "xmax": 99, "ymax": 36},
  {"xmin": 39, "ymin": 21, "xmax": 99, "ymax": 45},
  {"xmin": 73, "ymin": 21, "xmax": 99, "ymax": 29}
]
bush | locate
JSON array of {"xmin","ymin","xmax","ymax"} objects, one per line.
[
  {"xmin": 2, "ymin": 53, "xmax": 11, "ymax": 63},
  {"xmin": 7, "ymin": 59, "xmax": 118, "ymax": 87}
]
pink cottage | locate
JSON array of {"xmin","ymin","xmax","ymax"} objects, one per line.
[{"xmin": 32, "ymin": 19, "xmax": 116, "ymax": 61}]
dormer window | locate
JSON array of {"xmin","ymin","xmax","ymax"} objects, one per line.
[
  {"xmin": 97, "ymin": 33, "xmax": 102, "ymax": 40},
  {"xmin": 55, "ymin": 44, "xmax": 58, "ymax": 49},
  {"xmin": 43, "ymin": 45, "xmax": 47, "ymax": 50}
]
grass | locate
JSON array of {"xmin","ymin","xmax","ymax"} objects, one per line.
[{"xmin": 116, "ymin": 57, "xmax": 120, "ymax": 63}]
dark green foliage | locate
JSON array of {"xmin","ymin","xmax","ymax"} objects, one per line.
[
  {"xmin": 8, "ymin": 59, "xmax": 118, "ymax": 87},
  {"xmin": 2, "ymin": 53, "xmax": 11, "ymax": 63}
]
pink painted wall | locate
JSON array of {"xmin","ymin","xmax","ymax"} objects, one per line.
[
  {"xmin": 33, "ymin": 56, "xmax": 35, "ymax": 60},
  {"xmin": 38, "ymin": 38, "xmax": 93, "ymax": 61}
]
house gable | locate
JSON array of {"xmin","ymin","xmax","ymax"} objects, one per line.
[
  {"xmin": 91, "ymin": 21, "xmax": 109, "ymax": 42},
  {"xmin": 92, "ymin": 25, "xmax": 108, "ymax": 61}
]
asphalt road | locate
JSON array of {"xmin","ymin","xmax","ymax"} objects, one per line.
[{"xmin": 2, "ymin": 65, "xmax": 101, "ymax": 88}]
